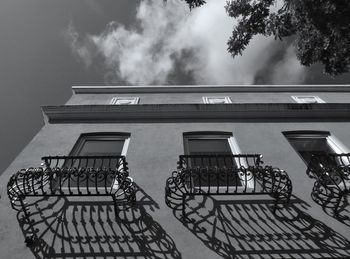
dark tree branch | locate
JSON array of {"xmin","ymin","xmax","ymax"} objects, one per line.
[{"xmin": 177, "ymin": 0, "xmax": 350, "ymax": 76}]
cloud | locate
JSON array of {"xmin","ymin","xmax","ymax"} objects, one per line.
[
  {"xmin": 65, "ymin": 23, "xmax": 94, "ymax": 67},
  {"xmin": 271, "ymin": 45, "xmax": 306, "ymax": 84},
  {"xmin": 67, "ymin": 0, "xmax": 306, "ymax": 85}
]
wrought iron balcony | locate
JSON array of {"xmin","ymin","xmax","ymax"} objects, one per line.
[
  {"xmin": 8, "ymin": 156, "xmax": 135, "ymax": 212},
  {"xmin": 306, "ymin": 153, "xmax": 350, "ymax": 214},
  {"xmin": 165, "ymin": 154, "xmax": 292, "ymax": 217},
  {"xmin": 177, "ymin": 154, "xmax": 262, "ymax": 191}
]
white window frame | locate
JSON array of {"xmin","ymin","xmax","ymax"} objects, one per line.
[
  {"xmin": 291, "ymin": 96, "xmax": 325, "ymax": 104},
  {"xmin": 183, "ymin": 133, "xmax": 254, "ymax": 189},
  {"xmin": 202, "ymin": 96, "xmax": 232, "ymax": 104},
  {"xmin": 110, "ymin": 97, "xmax": 139, "ymax": 105}
]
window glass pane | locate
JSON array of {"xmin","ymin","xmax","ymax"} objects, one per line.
[
  {"xmin": 188, "ymin": 139, "xmax": 233, "ymax": 167},
  {"xmin": 188, "ymin": 139, "xmax": 231, "ymax": 155},
  {"xmin": 288, "ymin": 137, "xmax": 334, "ymax": 164},
  {"xmin": 79, "ymin": 140, "xmax": 124, "ymax": 156}
]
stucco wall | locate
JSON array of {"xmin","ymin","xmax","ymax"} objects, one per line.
[{"xmin": 1, "ymin": 121, "xmax": 350, "ymax": 258}]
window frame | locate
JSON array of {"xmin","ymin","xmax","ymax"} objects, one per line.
[
  {"xmin": 291, "ymin": 96, "xmax": 325, "ymax": 104},
  {"xmin": 110, "ymin": 97, "xmax": 140, "ymax": 105},
  {"xmin": 202, "ymin": 96, "xmax": 232, "ymax": 104},
  {"xmin": 183, "ymin": 132, "xmax": 254, "ymax": 189}
]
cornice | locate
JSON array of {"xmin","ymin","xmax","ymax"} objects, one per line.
[
  {"xmin": 42, "ymin": 103, "xmax": 350, "ymax": 123},
  {"xmin": 72, "ymin": 85, "xmax": 350, "ymax": 94}
]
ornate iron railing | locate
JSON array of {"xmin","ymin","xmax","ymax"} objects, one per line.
[
  {"xmin": 42, "ymin": 155, "xmax": 128, "ymax": 170},
  {"xmin": 8, "ymin": 156, "xmax": 135, "ymax": 215},
  {"xmin": 178, "ymin": 154, "xmax": 262, "ymax": 169},
  {"xmin": 306, "ymin": 153, "xmax": 350, "ymax": 214},
  {"xmin": 165, "ymin": 154, "xmax": 292, "ymax": 217},
  {"xmin": 177, "ymin": 154, "xmax": 262, "ymax": 192}
]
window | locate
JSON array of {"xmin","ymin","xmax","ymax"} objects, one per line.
[
  {"xmin": 70, "ymin": 133, "xmax": 130, "ymax": 157},
  {"xmin": 283, "ymin": 131, "xmax": 348, "ymax": 166},
  {"xmin": 291, "ymin": 96, "xmax": 325, "ymax": 103},
  {"xmin": 184, "ymin": 133, "xmax": 238, "ymax": 167},
  {"xmin": 203, "ymin": 96, "xmax": 232, "ymax": 104},
  {"xmin": 110, "ymin": 97, "xmax": 139, "ymax": 105},
  {"xmin": 64, "ymin": 133, "xmax": 130, "ymax": 188},
  {"xmin": 183, "ymin": 132, "xmax": 250, "ymax": 187}
]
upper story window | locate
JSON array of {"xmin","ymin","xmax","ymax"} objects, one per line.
[
  {"xmin": 291, "ymin": 96, "xmax": 325, "ymax": 103},
  {"xmin": 185, "ymin": 134, "xmax": 233, "ymax": 167},
  {"xmin": 185, "ymin": 133, "xmax": 236, "ymax": 154},
  {"xmin": 69, "ymin": 132, "xmax": 130, "ymax": 170},
  {"xmin": 71, "ymin": 133, "xmax": 130, "ymax": 157},
  {"xmin": 66, "ymin": 133, "xmax": 131, "ymax": 188},
  {"xmin": 283, "ymin": 131, "xmax": 348, "ymax": 166},
  {"xmin": 110, "ymin": 97, "xmax": 139, "ymax": 105},
  {"xmin": 284, "ymin": 131, "xmax": 350, "ymax": 188},
  {"xmin": 203, "ymin": 96, "xmax": 232, "ymax": 104},
  {"xmin": 183, "ymin": 132, "xmax": 250, "ymax": 187}
]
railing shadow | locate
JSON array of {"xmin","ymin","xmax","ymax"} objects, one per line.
[
  {"xmin": 311, "ymin": 186, "xmax": 350, "ymax": 226},
  {"xmin": 171, "ymin": 195, "xmax": 350, "ymax": 259},
  {"xmin": 17, "ymin": 184, "xmax": 181, "ymax": 259}
]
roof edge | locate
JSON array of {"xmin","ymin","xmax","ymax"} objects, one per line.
[{"xmin": 72, "ymin": 85, "xmax": 350, "ymax": 94}]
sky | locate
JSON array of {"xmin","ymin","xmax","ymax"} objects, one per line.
[{"xmin": 0, "ymin": 0, "xmax": 349, "ymax": 174}]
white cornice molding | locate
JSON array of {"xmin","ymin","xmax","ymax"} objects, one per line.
[
  {"xmin": 42, "ymin": 103, "xmax": 350, "ymax": 124},
  {"xmin": 72, "ymin": 85, "xmax": 350, "ymax": 94}
]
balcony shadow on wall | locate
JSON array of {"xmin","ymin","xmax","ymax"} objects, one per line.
[
  {"xmin": 171, "ymin": 196, "xmax": 350, "ymax": 259},
  {"xmin": 17, "ymin": 185, "xmax": 181, "ymax": 259},
  {"xmin": 311, "ymin": 190, "xmax": 350, "ymax": 226}
]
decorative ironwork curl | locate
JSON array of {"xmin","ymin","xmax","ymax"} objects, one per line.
[
  {"xmin": 165, "ymin": 155, "xmax": 292, "ymax": 218},
  {"xmin": 254, "ymin": 166, "xmax": 293, "ymax": 210},
  {"xmin": 165, "ymin": 170, "xmax": 188, "ymax": 209},
  {"xmin": 306, "ymin": 153, "xmax": 350, "ymax": 215}
]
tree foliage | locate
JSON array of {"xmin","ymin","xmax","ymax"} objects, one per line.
[
  {"xmin": 183, "ymin": 0, "xmax": 206, "ymax": 9},
  {"xmin": 181, "ymin": 0, "xmax": 350, "ymax": 75}
]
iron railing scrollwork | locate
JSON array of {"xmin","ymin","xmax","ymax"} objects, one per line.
[
  {"xmin": 7, "ymin": 156, "xmax": 136, "ymax": 245},
  {"xmin": 306, "ymin": 153, "xmax": 350, "ymax": 215},
  {"xmin": 165, "ymin": 154, "xmax": 292, "ymax": 218}
]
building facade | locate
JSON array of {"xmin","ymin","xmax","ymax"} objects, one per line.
[{"xmin": 1, "ymin": 85, "xmax": 350, "ymax": 258}]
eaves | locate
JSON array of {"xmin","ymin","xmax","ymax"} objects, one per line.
[{"xmin": 41, "ymin": 103, "xmax": 350, "ymax": 124}]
